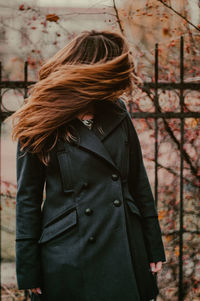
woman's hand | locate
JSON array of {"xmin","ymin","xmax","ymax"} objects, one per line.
[
  {"xmin": 149, "ymin": 261, "xmax": 163, "ymax": 274},
  {"xmin": 29, "ymin": 287, "xmax": 42, "ymax": 295}
]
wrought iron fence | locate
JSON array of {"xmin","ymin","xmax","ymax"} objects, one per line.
[
  {"xmin": 0, "ymin": 36, "xmax": 199, "ymax": 301},
  {"xmin": 128, "ymin": 36, "xmax": 200, "ymax": 301}
]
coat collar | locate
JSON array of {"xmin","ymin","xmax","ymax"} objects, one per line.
[
  {"xmin": 75, "ymin": 100, "xmax": 127, "ymax": 140},
  {"xmin": 57, "ymin": 100, "xmax": 127, "ymax": 173}
]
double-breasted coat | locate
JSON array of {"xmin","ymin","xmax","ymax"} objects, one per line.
[{"xmin": 15, "ymin": 98, "xmax": 166, "ymax": 301}]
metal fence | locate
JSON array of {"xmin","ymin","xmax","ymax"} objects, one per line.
[
  {"xmin": 0, "ymin": 36, "xmax": 200, "ymax": 301},
  {"xmin": 128, "ymin": 36, "xmax": 200, "ymax": 301}
]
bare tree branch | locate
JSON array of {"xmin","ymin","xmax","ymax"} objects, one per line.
[
  {"xmin": 112, "ymin": 0, "xmax": 124, "ymax": 34},
  {"xmin": 157, "ymin": 0, "xmax": 200, "ymax": 32},
  {"xmin": 138, "ymin": 88, "xmax": 200, "ymax": 181},
  {"xmin": 1, "ymin": 285, "xmax": 17, "ymax": 300},
  {"xmin": 144, "ymin": 158, "xmax": 200, "ymax": 188}
]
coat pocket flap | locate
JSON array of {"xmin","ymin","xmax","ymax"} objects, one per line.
[
  {"xmin": 42, "ymin": 204, "xmax": 76, "ymax": 228},
  {"xmin": 126, "ymin": 200, "xmax": 142, "ymax": 217},
  {"xmin": 38, "ymin": 209, "xmax": 77, "ymax": 244}
]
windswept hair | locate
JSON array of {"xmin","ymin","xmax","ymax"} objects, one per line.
[{"xmin": 8, "ymin": 30, "xmax": 140, "ymax": 165}]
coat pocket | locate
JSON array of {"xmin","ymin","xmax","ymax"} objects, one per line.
[{"xmin": 38, "ymin": 208, "xmax": 77, "ymax": 244}]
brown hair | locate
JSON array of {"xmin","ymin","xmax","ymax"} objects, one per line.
[{"xmin": 7, "ymin": 30, "xmax": 139, "ymax": 165}]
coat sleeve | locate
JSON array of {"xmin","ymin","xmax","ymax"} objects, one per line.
[
  {"xmin": 15, "ymin": 140, "xmax": 46, "ymax": 289},
  {"xmin": 118, "ymin": 98, "xmax": 166, "ymax": 263}
]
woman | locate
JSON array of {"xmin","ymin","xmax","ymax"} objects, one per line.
[{"xmin": 10, "ymin": 30, "xmax": 166, "ymax": 301}]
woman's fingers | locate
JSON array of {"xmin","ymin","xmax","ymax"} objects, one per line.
[
  {"xmin": 154, "ymin": 261, "xmax": 163, "ymax": 272},
  {"xmin": 30, "ymin": 287, "xmax": 42, "ymax": 294},
  {"xmin": 149, "ymin": 261, "xmax": 163, "ymax": 274},
  {"xmin": 149, "ymin": 262, "xmax": 155, "ymax": 273}
]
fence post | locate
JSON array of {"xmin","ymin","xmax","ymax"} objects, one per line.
[{"xmin": 178, "ymin": 35, "xmax": 184, "ymax": 301}]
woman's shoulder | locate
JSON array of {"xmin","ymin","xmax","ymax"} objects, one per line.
[{"xmin": 117, "ymin": 98, "xmax": 128, "ymax": 111}]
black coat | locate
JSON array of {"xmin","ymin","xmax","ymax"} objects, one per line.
[{"xmin": 15, "ymin": 98, "xmax": 166, "ymax": 301}]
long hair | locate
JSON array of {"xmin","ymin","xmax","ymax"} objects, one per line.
[{"xmin": 8, "ymin": 30, "xmax": 140, "ymax": 165}]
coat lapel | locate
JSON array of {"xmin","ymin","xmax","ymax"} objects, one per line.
[
  {"xmin": 92, "ymin": 100, "xmax": 127, "ymax": 141},
  {"xmin": 76, "ymin": 101, "xmax": 127, "ymax": 171},
  {"xmin": 71, "ymin": 118, "xmax": 119, "ymax": 172},
  {"xmin": 57, "ymin": 100, "xmax": 127, "ymax": 174}
]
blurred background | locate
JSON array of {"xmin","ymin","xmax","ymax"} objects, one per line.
[{"xmin": 1, "ymin": 0, "xmax": 200, "ymax": 300}]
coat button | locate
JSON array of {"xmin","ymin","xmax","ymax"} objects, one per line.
[
  {"xmin": 85, "ymin": 208, "xmax": 93, "ymax": 216},
  {"xmin": 113, "ymin": 199, "xmax": 121, "ymax": 207},
  {"xmin": 83, "ymin": 182, "xmax": 89, "ymax": 189},
  {"xmin": 111, "ymin": 174, "xmax": 119, "ymax": 181},
  {"xmin": 88, "ymin": 236, "xmax": 95, "ymax": 243}
]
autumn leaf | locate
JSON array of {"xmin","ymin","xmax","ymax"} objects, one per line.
[
  {"xmin": 19, "ymin": 4, "xmax": 25, "ymax": 11},
  {"xmin": 27, "ymin": 57, "xmax": 36, "ymax": 68},
  {"xmin": 158, "ymin": 210, "xmax": 166, "ymax": 220},
  {"xmin": 163, "ymin": 27, "xmax": 169, "ymax": 35},
  {"xmin": 46, "ymin": 14, "xmax": 59, "ymax": 22},
  {"xmin": 186, "ymin": 44, "xmax": 190, "ymax": 53},
  {"xmin": 175, "ymin": 246, "xmax": 179, "ymax": 257},
  {"xmin": 165, "ymin": 235, "xmax": 173, "ymax": 242},
  {"xmin": 41, "ymin": 21, "xmax": 47, "ymax": 27},
  {"xmin": 170, "ymin": 41, "xmax": 176, "ymax": 47}
]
